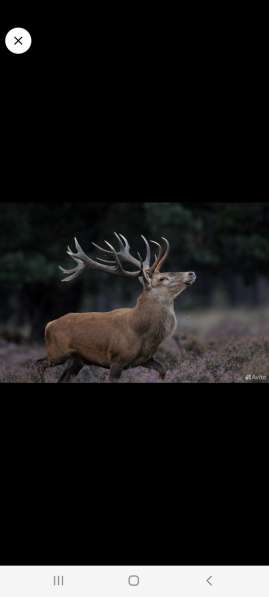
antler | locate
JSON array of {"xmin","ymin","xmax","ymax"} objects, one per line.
[
  {"xmin": 149, "ymin": 237, "xmax": 170, "ymax": 273},
  {"xmin": 92, "ymin": 233, "xmax": 142, "ymax": 270},
  {"xmin": 59, "ymin": 233, "xmax": 170, "ymax": 283},
  {"xmin": 94, "ymin": 233, "xmax": 169, "ymax": 273},
  {"xmin": 59, "ymin": 236, "xmax": 142, "ymax": 282}
]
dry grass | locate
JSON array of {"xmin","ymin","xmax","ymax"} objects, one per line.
[{"xmin": 1, "ymin": 308, "xmax": 269, "ymax": 383}]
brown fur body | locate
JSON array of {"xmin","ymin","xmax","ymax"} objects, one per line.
[{"xmin": 45, "ymin": 291, "xmax": 176, "ymax": 369}]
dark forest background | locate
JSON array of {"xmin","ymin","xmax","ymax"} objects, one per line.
[{"xmin": 1, "ymin": 202, "xmax": 269, "ymax": 342}]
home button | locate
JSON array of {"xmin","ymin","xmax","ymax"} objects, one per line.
[{"xmin": 128, "ymin": 575, "xmax": 140, "ymax": 587}]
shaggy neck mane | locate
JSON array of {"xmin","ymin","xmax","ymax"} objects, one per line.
[{"xmin": 135, "ymin": 288, "xmax": 175, "ymax": 310}]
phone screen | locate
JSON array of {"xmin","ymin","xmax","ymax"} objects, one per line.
[{"xmin": 1, "ymin": 6, "xmax": 268, "ymax": 595}]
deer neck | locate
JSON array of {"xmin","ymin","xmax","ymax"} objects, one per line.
[
  {"xmin": 136, "ymin": 289, "xmax": 175, "ymax": 311},
  {"xmin": 131, "ymin": 290, "xmax": 177, "ymax": 343}
]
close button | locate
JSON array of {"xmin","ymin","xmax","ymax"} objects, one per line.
[{"xmin": 5, "ymin": 28, "xmax": 32, "ymax": 54}]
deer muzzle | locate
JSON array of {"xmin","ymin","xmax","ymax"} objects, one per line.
[{"xmin": 184, "ymin": 272, "xmax": 196, "ymax": 285}]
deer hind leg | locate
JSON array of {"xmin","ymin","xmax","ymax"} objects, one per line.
[
  {"xmin": 57, "ymin": 357, "xmax": 83, "ymax": 383},
  {"xmin": 143, "ymin": 358, "xmax": 167, "ymax": 379},
  {"xmin": 35, "ymin": 357, "xmax": 51, "ymax": 383}
]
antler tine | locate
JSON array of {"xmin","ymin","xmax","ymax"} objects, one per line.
[
  {"xmin": 118, "ymin": 233, "xmax": 130, "ymax": 251},
  {"xmin": 114, "ymin": 232, "xmax": 125, "ymax": 250},
  {"xmin": 96, "ymin": 257, "xmax": 117, "ymax": 264},
  {"xmin": 154, "ymin": 237, "xmax": 170, "ymax": 272},
  {"xmin": 92, "ymin": 233, "xmax": 125, "ymax": 255},
  {"xmin": 104, "ymin": 233, "xmax": 142, "ymax": 270},
  {"xmin": 59, "ymin": 260, "xmax": 81, "ymax": 275},
  {"xmin": 148, "ymin": 240, "xmax": 162, "ymax": 273},
  {"xmin": 103, "ymin": 239, "xmax": 143, "ymax": 277},
  {"xmin": 150, "ymin": 239, "xmax": 162, "ymax": 251},
  {"xmin": 59, "ymin": 258, "xmax": 85, "ymax": 282},
  {"xmin": 93, "ymin": 233, "xmax": 141, "ymax": 270},
  {"xmin": 91, "ymin": 241, "xmax": 112, "ymax": 254},
  {"xmin": 141, "ymin": 235, "xmax": 151, "ymax": 269},
  {"xmin": 148, "ymin": 237, "xmax": 170, "ymax": 273},
  {"xmin": 104, "ymin": 240, "xmax": 130, "ymax": 273}
]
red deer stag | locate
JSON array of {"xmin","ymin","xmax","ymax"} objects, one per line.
[{"xmin": 37, "ymin": 233, "xmax": 196, "ymax": 382}]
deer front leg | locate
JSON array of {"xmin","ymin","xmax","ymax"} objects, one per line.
[
  {"xmin": 143, "ymin": 358, "xmax": 167, "ymax": 379},
  {"xmin": 109, "ymin": 362, "xmax": 124, "ymax": 382}
]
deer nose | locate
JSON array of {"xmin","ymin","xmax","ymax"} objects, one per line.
[{"xmin": 188, "ymin": 272, "xmax": 196, "ymax": 279}]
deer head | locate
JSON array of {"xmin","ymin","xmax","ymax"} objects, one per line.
[{"xmin": 59, "ymin": 233, "xmax": 196, "ymax": 301}]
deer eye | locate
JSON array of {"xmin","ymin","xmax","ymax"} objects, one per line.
[{"xmin": 159, "ymin": 276, "xmax": 168, "ymax": 281}]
